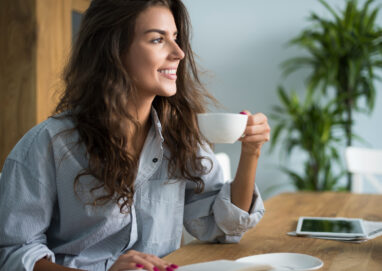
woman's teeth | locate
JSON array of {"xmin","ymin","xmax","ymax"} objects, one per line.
[{"xmin": 158, "ymin": 69, "xmax": 176, "ymax": 74}]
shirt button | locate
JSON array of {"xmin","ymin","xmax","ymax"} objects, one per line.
[{"xmin": 152, "ymin": 158, "xmax": 158, "ymax": 163}]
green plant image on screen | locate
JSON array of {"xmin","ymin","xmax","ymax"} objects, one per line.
[{"xmin": 301, "ymin": 219, "xmax": 363, "ymax": 233}]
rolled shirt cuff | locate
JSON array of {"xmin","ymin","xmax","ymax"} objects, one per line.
[
  {"xmin": 213, "ymin": 183, "xmax": 265, "ymax": 242},
  {"xmin": 1, "ymin": 243, "xmax": 55, "ymax": 271}
]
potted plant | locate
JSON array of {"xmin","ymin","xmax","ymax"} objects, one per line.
[
  {"xmin": 271, "ymin": 87, "xmax": 345, "ymax": 191},
  {"xmin": 272, "ymin": 0, "xmax": 382, "ymax": 191}
]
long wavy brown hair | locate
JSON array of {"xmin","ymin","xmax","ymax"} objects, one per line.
[{"xmin": 54, "ymin": 0, "xmax": 216, "ymax": 213}]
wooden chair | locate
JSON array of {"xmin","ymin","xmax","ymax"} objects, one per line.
[
  {"xmin": 345, "ymin": 146, "xmax": 382, "ymax": 193},
  {"xmin": 214, "ymin": 152, "xmax": 232, "ymax": 182}
]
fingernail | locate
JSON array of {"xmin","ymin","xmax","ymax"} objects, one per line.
[
  {"xmin": 153, "ymin": 267, "xmax": 160, "ymax": 271},
  {"xmin": 170, "ymin": 264, "xmax": 179, "ymax": 269},
  {"xmin": 166, "ymin": 267, "xmax": 174, "ymax": 271},
  {"xmin": 240, "ymin": 111, "xmax": 248, "ymax": 115},
  {"xmin": 136, "ymin": 263, "xmax": 144, "ymax": 268}
]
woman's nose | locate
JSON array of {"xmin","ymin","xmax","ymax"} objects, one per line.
[{"xmin": 170, "ymin": 41, "xmax": 185, "ymax": 60}]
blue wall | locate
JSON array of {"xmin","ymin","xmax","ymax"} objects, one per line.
[{"xmin": 183, "ymin": 0, "xmax": 382, "ymax": 198}]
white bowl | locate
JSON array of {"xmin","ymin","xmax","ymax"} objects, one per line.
[
  {"xmin": 197, "ymin": 113, "xmax": 248, "ymax": 144},
  {"xmin": 237, "ymin": 252, "xmax": 323, "ymax": 270}
]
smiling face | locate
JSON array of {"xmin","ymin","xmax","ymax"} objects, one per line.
[{"xmin": 124, "ymin": 5, "xmax": 185, "ymax": 102}]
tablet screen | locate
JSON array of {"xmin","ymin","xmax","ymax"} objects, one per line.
[{"xmin": 300, "ymin": 218, "xmax": 363, "ymax": 234}]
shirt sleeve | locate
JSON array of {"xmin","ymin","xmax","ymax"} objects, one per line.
[
  {"xmin": 0, "ymin": 158, "xmax": 56, "ymax": 271},
  {"xmin": 183, "ymin": 145, "xmax": 265, "ymax": 243}
]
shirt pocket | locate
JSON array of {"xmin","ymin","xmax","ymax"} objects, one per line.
[
  {"xmin": 140, "ymin": 178, "xmax": 184, "ymax": 206},
  {"xmin": 135, "ymin": 179, "xmax": 185, "ymax": 245}
]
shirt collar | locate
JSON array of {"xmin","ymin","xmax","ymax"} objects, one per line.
[{"xmin": 150, "ymin": 107, "xmax": 164, "ymax": 144}]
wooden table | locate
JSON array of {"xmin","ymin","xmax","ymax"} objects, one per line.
[{"xmin": 164, "ymin": 192, "xmax": 382, "ymax": 270}]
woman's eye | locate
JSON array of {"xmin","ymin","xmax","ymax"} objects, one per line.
[{"xmin": 151, "ymin": 37, "xmax": 163, "ymax": 44}]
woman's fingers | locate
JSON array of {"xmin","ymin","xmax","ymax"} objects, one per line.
[
  {"xmin": 239, "ymin": 111, "xmax": 270, "ymax": 145},
  {"xmin": 240, "ymin": 133, "xmax": 270, "ymax": 143},
  {"xmin": 243, "ymin": 112, "xmax": 268, "ymax": 126},
  {"xmin": 110, "ymin": 253, "xmax": 148, "ymax": 270},
  {"xmin": 243, "ymin": 122, "xmax": 270, "ymax": 136},
  {"xmin": 113, "ymin": 253, "xmax": 154, "ymax": 270},
  {"xmin": 139, "ymin": 253, "xmax": 171, "ymax": 271},
  {"xmin": 109, "ymin": 250, "xmax": 178, "ymax": 271}
]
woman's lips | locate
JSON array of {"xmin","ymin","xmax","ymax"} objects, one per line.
[{"xmin": 158, "ymin": 69, "xmax": 177, "ymax": 80}]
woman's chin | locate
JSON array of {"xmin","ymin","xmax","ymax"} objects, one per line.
[{"xmin": 159, "ymin": 88, "xmax": 177, "ymax": 97}]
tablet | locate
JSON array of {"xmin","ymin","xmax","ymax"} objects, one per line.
[{"xmin": 296, "ymin": 217, "xmax": 367, "ymax": 238}]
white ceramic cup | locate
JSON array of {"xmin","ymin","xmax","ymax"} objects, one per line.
[{"xmin": 197, "ymin": 113, "xmax": 248, "ymax": 144}]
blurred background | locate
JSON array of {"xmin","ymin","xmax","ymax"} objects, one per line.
[
  {"xmin": 183, "ymin": 0, "xmax": 382, "ymax": 198},
  {"xmin": 1, "ymin": 0, "xmax": 381, "ymax": 199}
]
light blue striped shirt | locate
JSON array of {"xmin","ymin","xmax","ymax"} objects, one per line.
[{"xmin": 0, "ymin": 109, "xmax": 265, "ymax": 271}]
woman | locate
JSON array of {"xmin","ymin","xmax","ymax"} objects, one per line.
[{"xmin": 0, "ymin": 0, "xmax": 270, "ymax": 270}]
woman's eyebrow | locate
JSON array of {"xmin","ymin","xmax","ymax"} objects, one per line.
[{"xmin": 144, "ymin": 29, "xmax": 178, "ymax": 36}]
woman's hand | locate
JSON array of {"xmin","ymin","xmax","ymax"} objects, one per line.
[
  {"xmin": 108, "ymin": 250, "xmax": 178, "ymax": 271},
  {"xmin": 230, "ymin": 110, "xmax": 270, "ymax": 211},
  {"xmin": 239, "ymin": 111, "xmax": 270, "ymax": 156}
]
